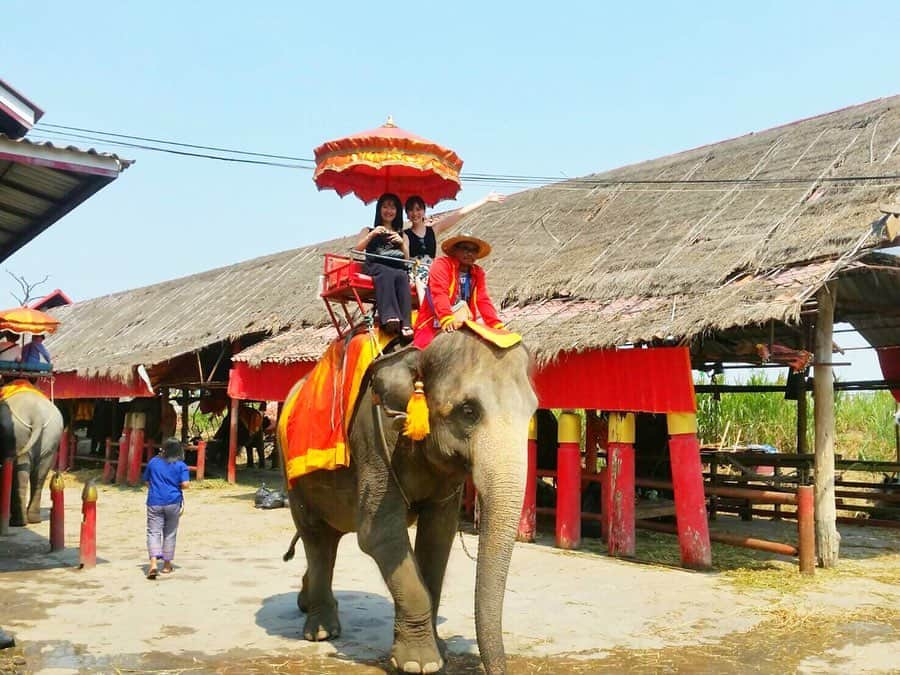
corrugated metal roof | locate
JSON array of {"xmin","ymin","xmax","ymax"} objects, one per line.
[{"xmin": 0, "ymin": 134, "xmax": 132, "ymax": 261}]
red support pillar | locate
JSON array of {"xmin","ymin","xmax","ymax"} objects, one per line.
[
  {"xmin": 227, "ymin": 398, "xmax": 239, "ymax": 484},
  {"xmin": 599, "ymin": 464, "xmax": 610, "ymax": 541},
  {"xmin": 517, "ymin": 415, "xmax": 538, "ymax": 542},
  {"xmin": 196, "ymin": 440, "xmax": 207, "ymax": 481},
  {"xmin": 556, "ymin": 411, "xmax": 582, "ymax": 550},
  {"xmin": 79, "ymin": 482, "xmax": 98, "ymax": 569},
  {"xmin": 607, "ymin": 412, "xmax": 636, "ymax": 557},
  {"xmin": 115, "ymin": 416, "xmax": 132, "ymax": 485},
  {"xmin": 667, "ymin": 413, "xmax": 712, "ymax": 570},
  {"xmin": 0, "ymin": 456, "xmax": 12, "ymax": 535},
  {"xmin": 797, "ymin": 485, "xmax": 815, "ymax": 575},
  {"xmin": 50, "ymin": 473, "xmax": 65, "ymax": 551},
  {"xmin": 102, "ymin": 438, "xmax": 115, "ymax": 483},
  {"xmin": 57, "ymin": 428, "xmax": 71, "ymax": 472},
  {"xmin": 127, "ymin": 413, "xmax": 146, "ymax": 486}
]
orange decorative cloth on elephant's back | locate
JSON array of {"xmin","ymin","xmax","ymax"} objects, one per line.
[
  {"xmin": 279, "ymin": 330, "xmax": 393, "ymax": 486},
  {"xmin": 0, "ymin": 379, "xmax": 47, "ymax": 402}
]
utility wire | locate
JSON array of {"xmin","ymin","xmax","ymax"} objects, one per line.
[
  {"xmin": 32, "ymin": 122, "xmax": 900, "ymax": 188},
  {"xmin": 37, "ymin": 122, "xmax": 316, "ymax": 164}
]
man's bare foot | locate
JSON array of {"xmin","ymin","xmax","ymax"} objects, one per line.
[{"xmin": 162, "ymin": 562, "xmax": 174, "ymax": 574}]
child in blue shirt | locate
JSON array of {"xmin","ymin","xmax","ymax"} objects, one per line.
[{"xmin": 143, "ymin": 438, "xmax": 189, "ymax": 579}]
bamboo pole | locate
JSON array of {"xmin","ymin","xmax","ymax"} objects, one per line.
[{"xmin": 814, "ymin": 284, "xmax": 840, "ymax": 567}]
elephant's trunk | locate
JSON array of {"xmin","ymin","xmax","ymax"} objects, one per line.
[{"xmin": 472, "ymin": 424, "xmax": 528, "ymax": 675}]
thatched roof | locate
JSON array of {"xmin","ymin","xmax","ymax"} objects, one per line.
[{"xmin": 49, "ymin": 95, "xmax": 900, "ymax": 380}]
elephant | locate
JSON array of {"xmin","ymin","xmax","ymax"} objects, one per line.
[
  {"xmin": 1, "ymin": 389, "xmax": 65, "ymax": 526},
  {"xmin": 280, "ymin": 329, "xmax": 536, "ymax": 675}
]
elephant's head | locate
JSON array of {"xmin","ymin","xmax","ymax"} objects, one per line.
[{"xmin": 371, "ymin": 329, "xmax": 537, "ymax": 673}]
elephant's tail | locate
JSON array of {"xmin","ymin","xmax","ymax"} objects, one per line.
[
  {"xmin": 282, "ymin": 529, "xmax": 301, "ymax": 562},
  {"xmin": 9, "ymin": 403, "xmax": 46, "ymax": 459}
]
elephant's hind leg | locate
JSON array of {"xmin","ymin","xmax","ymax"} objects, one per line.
[
  {"xmin": 299, "ymin": 522, "xmax": 343, "ymax": 641},
  {"xmin": 26, "ymin": 453, "xmax": 49, "ymax": 524},
  {"xmin": 10, "ymin": 469, "xmax": 28, "ymax": 527}
]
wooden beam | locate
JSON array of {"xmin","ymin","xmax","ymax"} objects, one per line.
[
  {"xmin": 180, "ymin": 388, "xmax": 189, "ymax": 444},
  {"xmin": 814, "ymin": 283, "xmax": 840, "ymax": 568}
]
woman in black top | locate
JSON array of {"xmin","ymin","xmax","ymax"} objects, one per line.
[{"xmin": 354, "ymin": 193, "xmax": 412, "ymax": 338}]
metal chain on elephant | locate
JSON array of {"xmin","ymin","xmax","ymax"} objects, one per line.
[{"xmin": 457, "ymin": 522, "xmax": 477, "ymax": 562}]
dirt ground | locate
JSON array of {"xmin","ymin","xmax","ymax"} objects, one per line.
[{"xmin": 1, "ymin": 469, "xmax": 898, "ymax": 674}]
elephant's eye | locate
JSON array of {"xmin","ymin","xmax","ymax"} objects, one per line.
[{"xmin": 455, "ymin": 400, "xmax": 481, "ymax": 425}]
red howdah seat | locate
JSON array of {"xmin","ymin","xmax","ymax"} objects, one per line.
[{"xmin": 321, "ymin": 254, "xmax": 419, "ymax": 336}]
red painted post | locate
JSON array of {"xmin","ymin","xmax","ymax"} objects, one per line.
[
  {"xmin": 556, "ymin": 411, "xmax": 582, "ymax": 550},
  {"xmin": 667, "ymin": 413, "xmax": 712, "ymax": 570},
  {"xmin": 599, "ymin": 465, "xmax": 609, "ymax": 541},
  {"xmin": 127, "ymin": 413, "xmax": 146, "ymax": 486},
  {"xmin": 607, "ymin": 412, "xmax": 636, "ymax": 557},
  {"xmin": 227, "ymin": 398, "xmax": 239, "ymax": 484},
  {"xmin": 115, "ymin": 415, "xmax": 132, "ymax": 484},
  {"xmin": 101, "ymin": 438, "xmax": 115, "ymax": 483},
  {"xmin": 1, "ymin": 457, "xmax": 14, "ymax": 535},
  {"xmin": 517, "ymin": 415, "xmax": 538, "ymax": 542},
  {"xmin": 797, "ymin": 485, "xmax": 815, "ymax": 575},
  {"xmin": 57, "ymin": 428, "xmax": 70, "ymax": 472},
  {"xmin": 79, "ymin": 481, "xmax": 98, "ymax": 569},
  {"xmin": 49, "ymin": 473, "xmax": 65, "ymax": 551},
  {"xmin": 196, "ymin": 440, "xmax": 207, "ymax": 481}
]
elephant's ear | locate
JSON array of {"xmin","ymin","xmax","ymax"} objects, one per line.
[{"xmin": 369, "ymin": 348, "xmax": 420, "ymax": 414}]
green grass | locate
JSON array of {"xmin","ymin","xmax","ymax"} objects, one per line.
[{"xmin": 696, "ymin": 373, "xmax": 898, "ymax": 462}]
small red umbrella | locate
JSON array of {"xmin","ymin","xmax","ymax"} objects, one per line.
[
  {"xmin": 0, "ymin": 306, "xmax": 60, "ymax": 334},
  {"xmin": 313, "ymin": 117, "xmax": 463, "ymax": 207}
]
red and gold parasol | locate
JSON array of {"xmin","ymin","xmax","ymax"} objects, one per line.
[
  {"xmin": 313, "ymin": 117, "xmax": 463, "ymax": 207},
  {"xmin": 0, "ymin": 306, "xmax": 60, "ymax": 334}
]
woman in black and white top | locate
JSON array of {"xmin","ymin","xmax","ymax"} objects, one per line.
[{"xmin": 403, "ymin": 192, "xmax": 505, "ymax": 297}]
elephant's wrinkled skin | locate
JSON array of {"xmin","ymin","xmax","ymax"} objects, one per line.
[
  {"xmin": 281, "ymin": 330, "xmax": 536, "ymax": 674},
  {"xmin": 1, "ymin": 390, "xmax": 64, "ymax": 526}
]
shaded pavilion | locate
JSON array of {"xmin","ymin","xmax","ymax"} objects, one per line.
[{"xmin": 46, "ymin": 95, "xmax": 900, "ymax": 567}]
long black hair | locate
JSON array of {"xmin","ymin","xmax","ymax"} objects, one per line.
[{"xmin": 374, "ymin": 193, "xmax": 404, "ymax": 232}]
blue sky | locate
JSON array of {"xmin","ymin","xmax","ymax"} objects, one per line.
[{"xmin": 3, "ymin": 1, "xmax": 899, "ymax": 380}]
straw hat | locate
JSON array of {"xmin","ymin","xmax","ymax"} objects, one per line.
[{"xmin": 440, "ymin": 232, "xmax": 492, "ymax": 259}]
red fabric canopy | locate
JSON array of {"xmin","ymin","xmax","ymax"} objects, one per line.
[
  {"xmin": 39, "ymin": 372, "xmax": 153, "ymax": 399},
  {"xmin": 532, "ymin": 346, "xmax": 696, "ymax": 413},
  {"xmin": 313, "ymin": 119, "xmax": 463, "ymax": 206},
  {"xmin": 228, "ymin": 362, "xmax": 316, "ymax": 402}
]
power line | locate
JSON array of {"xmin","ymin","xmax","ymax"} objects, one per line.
[
  {"xmin": 37, "ymin": 122, "xmax": 316, "ymax": 164},
  {"xmin": 31, "ymin": 122, "xmax": 900, "ymax": 188}
]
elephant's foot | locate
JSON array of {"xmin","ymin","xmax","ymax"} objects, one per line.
[
  {"xmin": 303, "ymin": 603, "xmax": 341, "ymax": 641},
  {"xmin": 26, "ymin": 512, "xmax": 41, "ymax": 525},
  {"xmin": 9, "ymin": 516, "xmax": 25, "ymax": 527},
  {"xmin": 390, "ymin": 612, "xmax": 443, "ymax": 674}
]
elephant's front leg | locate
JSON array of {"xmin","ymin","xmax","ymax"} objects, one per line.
[
  {"xmin": 414, "ymin": 490, "xmax": 462, "ymax": 643},
  {"xmin": 357, "ymin": 485, "xmax": 443, "ymax": 674}
]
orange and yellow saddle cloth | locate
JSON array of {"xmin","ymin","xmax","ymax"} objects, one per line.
[
  {"xmin": 278, "ymin": 329, "xmax": 393, "ymax": 487},
  {"xmin": 0, "ymin": 379, "xmax": 47, "ymax": 402}
]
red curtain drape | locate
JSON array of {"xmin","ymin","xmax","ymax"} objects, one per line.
[
  {"xmin": 227, "ymin": 362, "xmax": 316, "ymax": 402},
  {"xmin": 40, "ymin": 372, "xmax": 154, "ymax": 399},
  {"xmin": 532, "ymin": 346, "xmax": 696, "ymax": 413}
]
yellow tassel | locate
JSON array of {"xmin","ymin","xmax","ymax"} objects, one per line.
[{"xmin": 403, "ymin": 380, "xmax": 430, "ymax": 440}]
